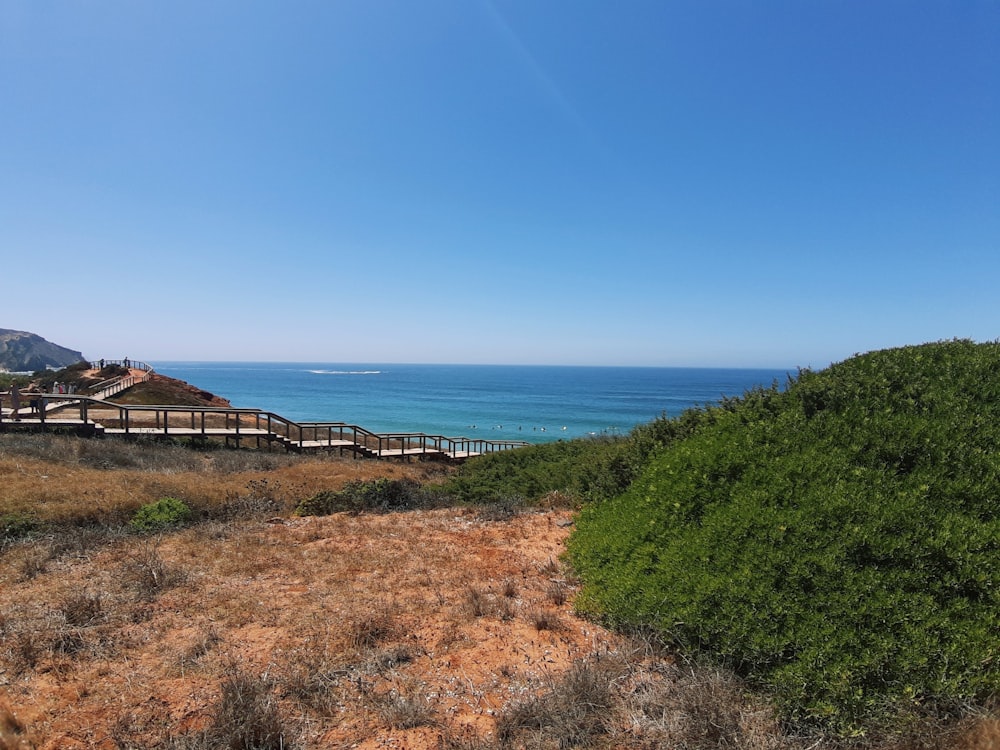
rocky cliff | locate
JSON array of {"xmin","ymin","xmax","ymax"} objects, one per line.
[{"xmin": 0, "ymin": 329, "xmax": 85, "ymax": 372}]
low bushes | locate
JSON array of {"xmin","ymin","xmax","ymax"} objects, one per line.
[
  {"xmin": 439, "ymin": 410, "xmax": 720, "ymax": 508},
  {"xmin": 294, "ymin": 478, "xmax": 429, "ymax": 516}
]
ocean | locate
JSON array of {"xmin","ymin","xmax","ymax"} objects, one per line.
[{"xmin": 150, "ymin": 362, "xmax": 792, "ymax": 444}]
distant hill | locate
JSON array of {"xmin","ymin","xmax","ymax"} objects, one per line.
[{"xmin": 0, "ymin": 329, "xmax": 85, "ymax": 372}]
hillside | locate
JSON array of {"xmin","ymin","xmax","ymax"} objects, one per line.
[
  {"xmin": 9, "ymin": 362, "xmax": 231, "ymax": 410},
  {"xmin": 0, "ymin": 330, "xmax": 83, "ymax": 373},
  {"xmin": 110, "ymin": 371, "xmax": 232, "ymax": 408},
  {"xmin": 0, "ymin": 436, "xmax": 809, "ymax": 750},
  {"xmin": 568, "ymin": 339, "xmax": 1000, "ymax": 734},
  {"xmin": 4, "ymin": 341, "xmax": 1000, "ymax": 747}
]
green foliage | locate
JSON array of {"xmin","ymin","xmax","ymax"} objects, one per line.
[
  {"xmin": 294, "ymin": 478, "xmax": 428, "ymax": 516},
  {"xmin": 0, "ymin": 373, "xmax": 31, "ymax": 390},
  {"xmin": 130, "ymin": 497, "xmax": 192, "ymax": 533},
  {"xmin": 568, "ymin": 339, "xmax": 1000, "ymax": 733},
  {"xmin": 439, "ymin": 410, "xmax": 725, "ymax": 507},
  {"xmin": 1, "ymin": 512, "xmax": 38, "ymax": 542},
  {"xmin": 441, "ymin": 439, "xmax": 606, "ymax": 504}
]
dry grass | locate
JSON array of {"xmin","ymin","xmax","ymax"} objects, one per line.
[
  {"xmin": 0, "ymin": 434, "xmax": 996, "ymax": 749},
  {"xmin": 0, "ymin": 432, "xmax": 438, "ymax": 530}
]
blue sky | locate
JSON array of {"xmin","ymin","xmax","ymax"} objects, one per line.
[{"xmin": 2, "ymin": 1, "xmax": 997, "ymax": 368}]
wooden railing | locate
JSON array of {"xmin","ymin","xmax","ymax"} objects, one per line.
[
  {"xmin": 0, "ymin": 394, "xmax": 529, "ymax": 460},
  {"xmin": 92, "ymin": 359, "xmax": 154, "ymax": 373}
]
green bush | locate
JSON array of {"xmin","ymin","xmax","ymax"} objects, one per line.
[
  {"xmin": 130, "ymin": 497, "xmax": 192, "ymax": 533},
  {"xmin": 1, "ymin": 512, "xmax": 38, "ymax": 543},
  {"xmin": 568, "ymin": 339, "xmax": 1000, "ymax": 733},
  {"xmin": 294, "ymin": 478, "xmax": 428, "ymax": 516},
  {"xmin": 441, "ymin": 439, "xmax": 604, "ymax": 504},
  {"xmin": 440, "ymin": 418, "xmax": 715, "ymax": 508}
]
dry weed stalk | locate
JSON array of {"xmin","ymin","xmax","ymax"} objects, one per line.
[{"xmin": 122, "ymin": 542, "xmax": 185, "ymax": 599}]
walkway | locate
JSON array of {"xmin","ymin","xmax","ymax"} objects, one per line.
[{"xmin": 0, "ymin": 362, "xmax": 528, "ymax": 461}]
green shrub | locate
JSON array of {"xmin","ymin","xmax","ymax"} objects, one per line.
[
  {"xmin": 441, "ymin": 439, "xmax": 602, "ymax": 504},
  {"xmin": 294, "ymin": 478, "xmax": 428, "ymax": 516},
  {"xmin": 1, "ymin": 512, "xmax": 38, "ymax": 542},
  {"xmin": 438, "ymin": 406, "xmax": 733, "ymax": 509},
  {"xmin": 568, "ymin": 339, "xmax": 1000, "ymax": 734},
  {"xmin": 130, "ymin": 497, "xmax": 192, "ymax": 533}
]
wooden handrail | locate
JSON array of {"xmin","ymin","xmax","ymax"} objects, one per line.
[{"xmin": 4, "ymin": 394, "xmax": 529, "ymax": 458}]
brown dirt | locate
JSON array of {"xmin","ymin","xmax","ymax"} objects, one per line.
[{"xmin": 0, "ymin": 499, "xmax": 615, "ymax": 748}]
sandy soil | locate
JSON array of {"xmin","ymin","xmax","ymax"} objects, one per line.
[{"xmin": 0, "ymin": 506, "xmax": 622, "ymax": 749}]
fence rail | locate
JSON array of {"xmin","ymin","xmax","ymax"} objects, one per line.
[{"xmin": 0, "ymin": 393, "xmax": 529, "ymax": 461}]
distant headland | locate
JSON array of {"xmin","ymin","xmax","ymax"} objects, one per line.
[{"xmin": 0, "ymin": 328, "xmax": 84, "ymax": 372}]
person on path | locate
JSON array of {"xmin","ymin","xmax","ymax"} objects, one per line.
[{"xmin": 28, "ymin": 387, "xmax": 40, "ymax": 416}]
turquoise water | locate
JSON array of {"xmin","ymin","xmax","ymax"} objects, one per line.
[{"xmin": 151, "ymin": 362, "xmax": 791, "ymax": 443}]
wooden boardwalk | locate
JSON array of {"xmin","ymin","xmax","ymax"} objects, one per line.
[{"xmin": 0, "ymin": 393, "xmax": 529, "ymax": 461}]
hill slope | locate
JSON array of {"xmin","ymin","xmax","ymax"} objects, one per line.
[
  {"xmin": 0, "ymin": 329, "xmax": 84, "ymax": 372},
  {"xmin": 568, "ymin": 339, "xmax": 1000, "ymax": 732}
]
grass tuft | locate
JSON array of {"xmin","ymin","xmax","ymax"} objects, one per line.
[
  {"xmin": 121, "ymin": 543, "xmax": 186, "ymax": 599},
  {"xmin": 57, "ymin": 591, "xmax": 103, "ymax": 627},
  {"xmin": 167, "ymin": 664, "xmax": 293, "ymax": 749},
  {"xmin": 373, "ymin": 685, "xmax": 436, "ymax": 730},
  {"xmin": 496, "ymin": 657, "xmax": 619, "ymax": 748},
  {"xmin": 347, "ymin": 603, "xmax": 398, "ymax": 650}
]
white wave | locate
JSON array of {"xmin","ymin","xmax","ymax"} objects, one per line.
[{"xmin": 307, "ymin": 370, "xmax": 382, "ymax": 375}]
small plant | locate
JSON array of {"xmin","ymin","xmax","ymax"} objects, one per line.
[
  {"xmin": 495, "ymin": 658, "xmax": 618, "ymax": 748},
  {"xmin": 19, "ymin": 551, "xmax": 48, "ymax": 581},
  {"xmin": 545, "ymin": 580, "xmax": 568, "ymax": 606},
  {"xmin": 212, "ymin": 666, "xmax": 289, "ymax": 749},
  {"xmin": 5, "ymin": 630, "xmax": 43, "ymax": 675},
  {"xmin": 374, "ymin": 686, "xmax": 435, "ymax": 730},
  {"xmin": 216, "ymin": 478, "xmax": 284, "ymax": 520},
  {"xmin": 501, "ymin": 578, "xmax": 519, "ymax": 598},
  {"xmin": 366, "ymin": 645, "xmax": 414, "ymax": 674},
  {"xmin": 130, "ymin": 497, "xmax": 192, "ymax": 533},
  {"xmin": 178, "ymin": 626, "xmax": 222, "ymax": 671},
  {"xmin": 347, "ymin": 603, "xmax": 398, "ymax": 650},
  {"xmin": 281, "ymin": 649, "xmax": 348, "ymax": 715},
  {"xmin": 527, "ymin": 606, "xmax": 563, "ymax": 632},
  {"xmin": 463, "ymin": 586, "xmax": 493, "ymax": 618},
  {"xmin": 538, "ymin": 557, "xmax": 560, "ymax": 576},
  {"xmin": 52, "ymin": 626, "xmax": 87, "ymax": 656},
  {"xmin": 495, "ymin": 596, "xmax": 517, "ymax": 622},
  {"xmin": 621, "ymin": 662, "xmax": 778, "ymax": 749},
  {"xmin": 163, "ymin": 665, "xmax": 293, "ymax": 749},
  {"xmin": 123, "ymin": 543, "xmax": 185, "ymax": 599},
  {"xmin": 58, "ymin": 592, "xmax": 103, "ymax": 627},
  {"xmin": 472, "ymin": 498, "xmax": 523, "ymax": 522},
  {"xmin": 0, "ymin": 513, "xmax": 37, "ymax": 544}
]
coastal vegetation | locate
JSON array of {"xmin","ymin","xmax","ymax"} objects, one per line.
[
  {"xmin": 439, "ymin": 339, "xmax": 1000, "ymax": 740},
  {"xmin": 567, "ymin": 339, "xmax": 1000, "ymax": 735},
  {"xmin": 3, "ymin": 432, "xmax": 812, "ymax": 749},
  {"xmin": 2, "ymin": 339, "xmax": 998, "ymax": 747}
]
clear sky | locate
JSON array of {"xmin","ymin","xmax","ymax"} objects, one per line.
[{"xmin": 2, "ymin": 2, "xmax": 997, "ymax": 369}]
